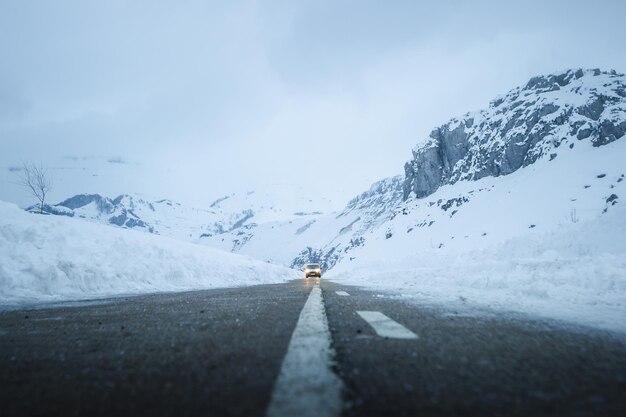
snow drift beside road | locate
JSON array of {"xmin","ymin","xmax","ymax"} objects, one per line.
[
  {"xmin": 329, "ymin": 202, "xmax": 626, "ymax": 333},
  {"xmin": 0, "ymin": 200, "xmax": 299, "ymax": 305}
]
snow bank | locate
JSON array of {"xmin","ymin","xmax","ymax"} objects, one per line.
[
  {"xmin": 0, "ymin": 201, "xmax": 299, "ymax": 306},
  {"xmin": 329, "ymin": 204, "xmax": 626, "ymax": 333}
]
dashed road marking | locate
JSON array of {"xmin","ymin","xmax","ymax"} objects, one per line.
[
  {"xmin": 266, "ymin": 285, "xmax": 342, "ymax": 417},
  {"xmin": 335, "ymin": 291, "xmax": 350, "ymax": 296},
  {"xmin": 356, "ymin": 311, "xmax": 418, "ymax": 339}
]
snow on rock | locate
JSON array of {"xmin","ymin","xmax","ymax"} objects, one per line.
[
  {"xmin": 6, "ymin": 68, "xmax": 625, "ymax": 331},
  {"xmin": 28, "ymin": 193, "xmax": 259, "ymax": 242},
  {"xmin": 404, "ymin": 68, "xmax": 626, "ymax": 199},
  {"xmin": 30, "ymin": 184, "xmax": 338, "ymax": 250},
  {"xmin": 0, "ymin": 200, "xmax": 299, "ymax": 306},
  {"xmin": 198, "ymin": 175, "xmax": 405, "ymax": 271},
  {"xmin": 300, "ymin": 69, "xmax": 626, "ymax": 332},
  {"xmin": 326, "ymin": 136, "xmax": 626, "ymax": 332},
  {"xmin": 328, "ymin": 201, "xmax": 626, "ymax": 332},
  {"xmin": 283, "ymin": 69, "xmax": 626, "ymax": 275},
  {"xmin": 203, "ymin": 68, "xmax": 626, "ymax": 291}
]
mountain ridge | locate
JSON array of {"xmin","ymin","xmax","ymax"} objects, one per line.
[
  {"xmin": 24, "ymin": 68, "xmax": 626, "ymax": 273},
  {"xmin": 403, "ymin": 68, "xmax": 626, "ymax": 199}
]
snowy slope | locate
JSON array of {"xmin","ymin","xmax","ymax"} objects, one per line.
[
  {"xmin": 312, "ymin": 69, "xmax": 626, "ymax": 331},
  {"xmin": 19, "ymin": 69, "xmax": 623, "ymax": 277},
  {"xmin": 338, "ymin": 136, "xmax": 625, "ymax": 260},
  {"xmin": 326, "ymin": 138, "xmax": 626, "ymax": 331},
  {"xmin": 206, "ymin": 184, "xmax": 335, "ymax": 224},
  {"xmin": 0, "ymin": 200, "xmax": 299, "ymax": 305},
  {"xmin": 200, "ymin": 69, "xmax": 626, "ymax": 331},
  {"xmin": 222, "ymin": 69, "xmax": 626, "ymax": 269},
  {"xmin": 5, "ymin": 68, "xmax": 624, "ymax": 328},
  {"xmin": 198, "ymin": 176, "xmax": 404, "ymax": 267},
  {"xmin": 31, "ymin": 193, "xmax": 250, "ymax": 242},
  {"xmin": 30, "ymin": 184, "xmax": 336, "ymax": 244}
]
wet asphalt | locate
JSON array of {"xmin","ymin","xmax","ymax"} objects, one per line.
[
  {"xmin": 0, "ymin": 279, "xmax": 625, "ymax": 417},
  {"xmin": 322, "ymin": 281, "xmax": 626, "ymax": 417}
]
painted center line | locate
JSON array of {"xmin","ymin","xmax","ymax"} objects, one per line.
[
  {"xmin": 335, "ymin": 291, "xmax": 350, "ymax": 296},
  {"xmin": 266, "ymin": 285, "xmax": 343, "ymax": 417},
  {"xmin": 356, "ymin": 311, "xmax": 418, "ymax": 339}
]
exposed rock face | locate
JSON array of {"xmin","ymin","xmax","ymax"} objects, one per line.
[
  {"xmin": 58, "ymin": 194, "xmax": 115, "ymax": 213},
  {"xmin": 290, "ymin": 176, "xmax": 404, "ymax": 270},
  {"xmin": 343, "ymin": 175, "xmax": 404, "ymax": 217},
  {"xmin": 50, "ymin": 194, "xmax": 154, "ymax": 232},
  {"xmin": 108, "ymin": 210, "xmax": 151, "ymax": 230},
  {"xmin": 32, "ymin": 191, "xmax": 283, "ymax": 246},
  {"xmin": 404, "ymin": 69, "xmax": 626, "ymax": 199},
  {"xmin": 290, "ymin": 246, "xmax": 340, "ymax": 272}
]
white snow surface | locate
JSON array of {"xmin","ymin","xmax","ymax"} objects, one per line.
[
  {"xmin": 327, "ymin": 138, "xmax": 626, "ymax": 333},
  {"xmin": 329, "ymin": 205, "xmax": 626, "ymax": 333},
  {"xmin": 196, "ymin": 131, "xmax": 626, "ymax": 334},
  {"xmin": 0, "ymin": 200, "xmax": 299, "ymax": 306},
  {"xmin": 2, "ymin": 68, "xmax": 624, "ymax": 333}
]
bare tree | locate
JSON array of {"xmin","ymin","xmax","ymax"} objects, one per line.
[{"xmin": 17, "ymin": 163, "xmax": 53, "ymax": 214}]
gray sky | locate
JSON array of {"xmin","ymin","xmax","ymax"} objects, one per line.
[{"xmin": 2, "ymin": 0, "xmax": 626, "ymax": 208}]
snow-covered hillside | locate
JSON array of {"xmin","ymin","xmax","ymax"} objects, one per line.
[
  {"xmin": 198, "ymin": 69, "xmax": 626, "ymax": 330},
  {"xmin": 6, "ymin": 68, "xmax": 625, "ymax": 329},
  {"xmin": 30, "ymin": 185, "xmax": 335, "ymax": 244},
  {"xmin": 17, "ymin": 69, "xmax": 625, "ymax": 275},
  {"xmin": 0, "ymin": 200, "xmax": 299, "ymax": 305},
  {"xmin": 311, "ymin": 68, "xmax": 625, "ymax": 331},
  {"xmin": 330, "ymin": 202, "xmax": 626, "ymax": 332},
  {"xmin": 404, "ymin": 68, "xmax": 626, "ymax": 199},
  {"xmin": 198, "ymin": 175, "xmax": 404, "ymax": 267},
  {"xmin": 327, "ymin": 137, "xmax": 626, "ymax": 331},
  {"xmin": 197, "ymin": 70, "xmax": 626, "ymax": 277}
]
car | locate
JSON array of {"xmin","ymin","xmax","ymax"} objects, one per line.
[{"xmin": 303, "ymin": 263, "xmax": 322, "ymax": 279}]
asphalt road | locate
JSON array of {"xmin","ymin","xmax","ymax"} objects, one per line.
[{"xmin": 1, "ymin": 279, "xmax": 625, "ymax": 417}]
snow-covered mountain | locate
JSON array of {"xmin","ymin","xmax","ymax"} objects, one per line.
[
  {"xmin": 403, "ymin": 68, "xmax": 626, "ymax": 199},
  {"xmin": 204, "ymin": 68, "xmax": 625, "ymax": 273},
  {"xmin": 31, "ymin": 185, "xmax": 335, "ymax": 244},
  {"xmin": 31, "ymin": 194, "xmax": 215, "ymax": 241},
  {"xmin": 276, "ymin": 68, "xmax": 625, "ymax": 331},
  {"xmin": 197, "ymin": 175, "xmax": 405, "ymax": 267},
  {"xmin": 27, "ymin": 69, "xmax": 626, "ymax": 278},
  {"xmin": 0, "ymin": 199, "xmax": 298, "ymax": 304},
  {"xmin": 10, "ymin": 68, "xmax": 626, "ymax": 330}
]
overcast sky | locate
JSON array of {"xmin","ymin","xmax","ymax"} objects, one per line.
[{"xmin": 2, "ymin": 0, "xmax": 626, "ymax": 208}]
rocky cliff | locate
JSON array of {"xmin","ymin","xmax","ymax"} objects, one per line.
[
  {"xmin": 404, "ymin": 69, "xmax": 626, "ymax": 199},
  {"xmin": 289, "ymin": 175, "xmax": 404, "ymax": 271}
]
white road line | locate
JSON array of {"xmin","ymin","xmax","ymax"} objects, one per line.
[
  {"xmin": 356, "ymin": 311, "xmax": 418, "ymax": 340},
  {"xmin": 335, "ymin": 291, "xmax": 350, "ymax": 296},
  {"xmin": 266, "ymin": 285, "xmax": 343, "ymax": 417}
]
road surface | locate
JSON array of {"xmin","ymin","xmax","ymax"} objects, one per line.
[{"xmin": 1, "ymin": 279, "xmax": 625, "ymax": 416}]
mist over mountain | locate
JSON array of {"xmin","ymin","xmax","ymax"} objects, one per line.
[
  {"xmin": 188, "ymin": 69, "xmax": 626, "ymax": 271},
  {"xmin": 3, "ymin": 3, "xmax": 626, "ymax": 413},
  {"xmin": 31, "ymin": 69, "xmax": 626, "ymax": 279}
]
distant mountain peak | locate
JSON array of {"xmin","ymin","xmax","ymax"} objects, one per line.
[{"xmin": 521, "ymin": 68, "xmax": 623, "ymax": 93}]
